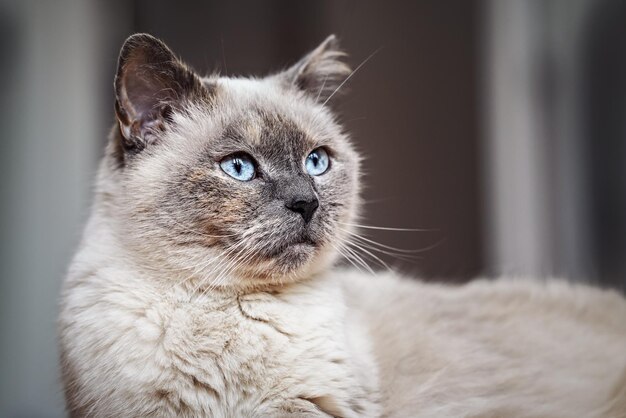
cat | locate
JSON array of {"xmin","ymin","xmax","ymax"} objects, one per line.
[{"xmin": 58, "ymin": 33, "xmax": 626, "ymax": 418}]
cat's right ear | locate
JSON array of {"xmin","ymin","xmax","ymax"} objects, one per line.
[
  {"xmin": 277, "ymin": 35, "xmax": 351, "ymax": 104},
  {"xmin": 114, "ymin": 33, "xmax": 206, "ymax": 153}
]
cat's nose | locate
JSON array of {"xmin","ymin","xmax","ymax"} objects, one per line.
[{"xmin": 285, "ymin": 196, "xmax": 319, "ymax": 224}]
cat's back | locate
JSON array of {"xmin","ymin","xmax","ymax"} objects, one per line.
[{"xmin": 341, "ymin": 270, "xmax": 626, "ymax": 417}]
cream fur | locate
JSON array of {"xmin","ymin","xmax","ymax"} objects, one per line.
[
  {"xmin": 60, "ymin": 210, "xmax": 380, "ymax": 417},
  {"xmin": 60, "ymin": 210, "xmax": 626, "ymax": 417},
  {"xmin": 344, "ymin": 272, "xmax": 626, "ymax": 418},
  {"xmin": 59, "ymin": 33, "xmax": 626, "ymax": 418}
]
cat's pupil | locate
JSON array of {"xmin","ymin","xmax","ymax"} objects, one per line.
[
  {"xmin": 311, "ymin": 155, "xmax": 319, "ymax": 166},
  {"xmin": 234, "ymin": 159, "xmax": 242, "ymax": 173}
]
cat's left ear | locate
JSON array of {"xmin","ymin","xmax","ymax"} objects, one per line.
[
  {"xmin": 114, "ymin": 33, "xmax": 207, "ymax": 153},
  {"xmin": 277, "ymin": 35, "xmax": 351, "ymax": 103}
]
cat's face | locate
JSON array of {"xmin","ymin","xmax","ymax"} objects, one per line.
[{"xmin": 109, "ymin": 34, "xmax": 359, "ymax": 290}]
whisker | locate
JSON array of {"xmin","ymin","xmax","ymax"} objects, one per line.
[
  {"xmin": 203, "ymin": 244, "xmax": 250, "ymax": 290},
  {"xmin": 315, "ymin": 73, "xmax": 330, "ymax": 103},
  {"xmin": 322, "ymin": 48, "xmax": 381, "ymax": 106},
  {"xmin": 349, "ymin": 239, "xmax": 418, "ymax": 263},
  {"xmin": 340, "ymin": 242, "xmax": 375, "ymax": 275},
  {"xmin": 182, "ymin": 242, "xmax": 247, "ymax": 297},
  {"xmin": 340, "ymin": 227, "xmax": 440, "ymax": 255},
  {"xmin": 201, "ymin": 250, "xmax": 245, "ymax": 296},
  {"xmin": 205, "ymin": 229, "xmax": 265, "ymax": 291},
  {"xmin": 196, "ymin": 250, "xmax": 245, "ymax": 297},
  {"xmin": 185, "ymin": 236, "xmax": 254, "ymax": 296},
  {"xmin": 343, "ymin": 239, "xmax": 392, "ymax": 271},
  {"xmin": 331, "ymin": 242, "xmax": 365, "ymax": 273},
  {"xmin": 190, "ymin": 225, "xmax": 267, "ymax": 295},
  {"xmin": 347, "ymin": 236, "xmax": 421, "ymax": 257},
  {"xmin": 338, "ymin": 221, "xmax": 435, "ymax": 232}
]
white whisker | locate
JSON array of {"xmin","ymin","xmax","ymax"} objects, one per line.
[
  {"xmin": 340, "ymin": 242, "xmax": 375, "ymax": 275},
  {"xmin": 345, "ymin": 235, "xmax": 419, "ymax": 257},
  {"xmin": 315, "ymin": 73, "xmax": 330, "ymax": 103},
  {"xmin": 343, "ymin": 239, "xmax": 392, "ymax": 271},
  {"xmin": 338, "ymin": 221, "xmax": 435, "ymax": 232},
  {"xmin": 322, "ymin": 48, "xmax": 381, "ymax": 106},
  {"xmin": 331, "ymin": 242, "xmax": 364, "ymax": 273}
]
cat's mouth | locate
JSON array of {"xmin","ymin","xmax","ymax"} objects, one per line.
[
  {"xmin": 228, "ymin": 226, "xmax": 326, "ymax": 279},
  {"xmin": 267, "ymin": 235, "xmax": 318, "ymax": 257}
]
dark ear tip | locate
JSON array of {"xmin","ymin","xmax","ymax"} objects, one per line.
[
  {"xmin": 115, "ymin": 33, "xmax": 175, "ymax": 97},
  {"xmin": 118, "ymin": 33, "xmax": 171, "ymax": 63},
  {"xmin": 122, "ymin": 33, "xmax": 161, "ymax": 48},
  {"xmin": 116, "ymin": 33, "xmax": 175, "ymax": 80}
]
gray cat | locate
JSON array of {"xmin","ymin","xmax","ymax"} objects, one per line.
[{"xmin": 59, "ymin": 34, "xmax": 626, "ymax": 417}]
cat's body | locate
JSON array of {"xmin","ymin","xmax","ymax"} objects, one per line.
[
  {"xmin": 345, "ymin": 272, "xmax": 626, "ymax": 417},
  {"xmin": 59, "ymin": 33, "xmax": 626, "ymax": 417},
  {"xmin": 60, "ymin": 212, "xmax": 626, "ymax": 418}
]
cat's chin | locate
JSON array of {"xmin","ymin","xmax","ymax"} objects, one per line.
[
  {"xmin": 254, "ymin": 231, "xmax": 317, "ymax": 261},
  {"xmin": 233, "ymin": 241, "xmax": 329, "ymax": 284},
  {"xmin": 277, "ymin": 242, "xmax": 317, "ymax": 262},
  {"xmin": 270, "ymin": 238, "xmax": 317, "ymax": 256},
  {"xmin": 266, "ymin": 241, "xmax": 317, "ymax": 271}
]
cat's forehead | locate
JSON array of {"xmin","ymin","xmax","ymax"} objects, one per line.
[
  {"xmin": 213, "ymin": 77, "xmax": 280, "ymax": 103},
  {"xmin": 212, "ymin": 77, "xmax": 315, "ymax": 120},
  {"xmin": 205, "ymin": 77, "xmax": 338, "ymax": 148}
]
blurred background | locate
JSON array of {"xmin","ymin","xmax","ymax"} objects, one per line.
[{"xmin": 1, "ymin": 0, "xmax": 625, "ymax": 416}]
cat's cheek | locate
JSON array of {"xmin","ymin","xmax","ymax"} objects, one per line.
[{"xmin": 202, "ymin": 188, "xmax": 264, "ymax": 229}]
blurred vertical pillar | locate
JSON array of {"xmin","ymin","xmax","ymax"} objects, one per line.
[
  {"xmin": 0, "ymin": 1, "xmax": 131, "ymax": 416},
  {"xmin": 483, "ymin": 0, "xmax": 553, "ymax": 277},
  {"xmin": 482, "ymin": 0, "xmax": 596, "ymax": 280}
]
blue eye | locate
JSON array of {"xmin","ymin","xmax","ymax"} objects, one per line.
[
  {"xmin": 220, "ymin": 154, "xmax": 256, "ymax": 181},
  {"xmin": 305, "ymin": 148, "xmax": 330, "ymax": 176}
]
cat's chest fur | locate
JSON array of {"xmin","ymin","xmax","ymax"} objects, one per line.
[{"xmin": 60, "ymin": 253, "xmax": 380, "ymax": 418}]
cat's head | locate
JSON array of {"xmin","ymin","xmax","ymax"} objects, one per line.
[{"xmin": 107, "ymin": 33, "xmax": 360, "ymax": 290}]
